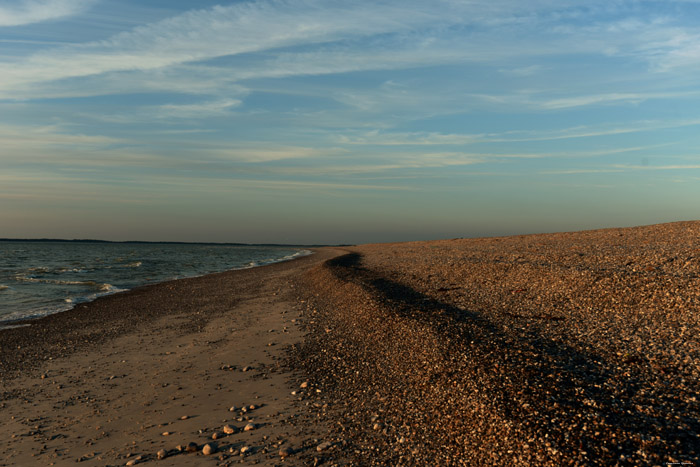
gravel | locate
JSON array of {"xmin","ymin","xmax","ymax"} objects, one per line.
[{"xmin": 291, "ymin": 221, "xmax": 700, "ymax": 466}]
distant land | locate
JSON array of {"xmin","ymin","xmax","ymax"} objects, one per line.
[{"xmin": 0, "ymin": 238, "xmax": 339, "ymax": 248}]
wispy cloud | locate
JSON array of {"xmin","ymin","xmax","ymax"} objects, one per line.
[
  {"xmin": 337, "ymin": 118, "xmax": 700, "ymax": 146},
  {"xmin": 151, "ymin": 98, "xmax": 243, "ymax": 120},
  {"xmin": 499, "ymin": 65, "xmax": 544, "ymax": 76},
  {"xmin": 0, "ymin": 123, "xmax": 119, "ymax": 152},
  {"xmin": 206, "ymin": 146, "xmax": 348, "ymax": 163},
  {"xmin": 0, "ymin": 0, "xmax": 93, "ymax": 27},
  {"xmin": 0, "ymin": 0, "xmax": 459, "ymax": 97},
  {"xmin": 471, "ymin": 90, "xmax": 700, "ymax": 110},
  {"xmin": 611, "ymin": 163, "xmax": 700, "ymax": 170}
]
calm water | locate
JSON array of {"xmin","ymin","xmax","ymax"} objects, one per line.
[{"xmin": 0, "ymin": 241, "xmax": 310, "ymax": 327}]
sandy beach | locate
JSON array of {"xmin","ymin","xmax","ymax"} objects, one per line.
[
  {"xmin": 0, "ymin": 248, "xmax": 346, "ymax": 466},
  {"xmin": 2, "ymin": 221, "xmax": 700, "ymax": 466}
]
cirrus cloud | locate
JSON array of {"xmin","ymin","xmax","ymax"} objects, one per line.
[{"xmin": 0, "ymin": 0, "xmax": 93, "ymax": 27}]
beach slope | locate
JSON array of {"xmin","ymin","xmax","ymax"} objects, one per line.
[
  {"xmin": 293, "ymin": 221, "xmax": 699, "ymax": 466},
  {"xmin": 2, "ymin": 222, "xmax": 700, "ymax": 466},
  {"xmin": 0, "ymin": 248, "xmax": 345, "ymax": 466}
]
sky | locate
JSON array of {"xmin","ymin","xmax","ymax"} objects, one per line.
[{"xmin": 1, "ymin": 0, "xmax": 699, "ymax": 244}]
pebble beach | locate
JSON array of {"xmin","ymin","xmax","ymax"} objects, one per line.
[{"xmin": 1, "ymin": 221, "xmax": 699, "ymax": 465}]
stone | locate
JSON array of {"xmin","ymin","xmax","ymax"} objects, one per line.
[
  {"xmin": 211, "ymin": 432, "xmax": 222, "ymax": 440},
  {"xmin": 161, "ymin": 431, "xmax": 171, "ymax": 436},
  {"xmin": 202, "ymin": 443, "xmax": 216, "ymax": 456},
  {"xmin": 223, "ymin": 425, "xmax": 235, "ymax": 435},
  {"xmin": 279, "ymin": 447, "xmax": 294, "ymax": 458},
  {"xmin": 244, "ymin": 423, "xmax": 255, "ymax": 431},
  {"xmin": 180, "ymin": 415, "xmax": 189, "ymax": 420},
  {"xmin": 156, "ymin": 449, "xmax": 167, "ymax": 460},
  {"xmin": 186, "ymin": 442, "xmax": 198, "ymax": 453},
  {"xmin": 240, "ymin": 446, "xmax": 250, "ymax": 454},
  {"xmin": 300, "ymin": 382, "xmax": 309, "ymax": 389},
  {"xmin": 317, "ymin": 441, "xmax": 332, "ymax": 451}
]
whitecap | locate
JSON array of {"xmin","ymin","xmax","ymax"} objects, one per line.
[{"xmin": 57, "ymin": 267, "xmax": 87, "ymax": 273}]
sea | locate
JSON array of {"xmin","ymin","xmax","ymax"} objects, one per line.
[{"xmin": 0, "ymin": 241, "xmax": 311, "ymax": 329}]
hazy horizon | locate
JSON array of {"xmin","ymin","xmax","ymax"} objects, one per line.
[{"xmin": 2, "ymin": 1, "xmax": 699, "ymax": 245}]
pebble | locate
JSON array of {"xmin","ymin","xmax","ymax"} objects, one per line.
[
  {"xmin": 240, "ymin": 446, "xmax": 250, "ymax": 454},
  {"xmin": 244, "ymin": 423, "xmax": 256, "ymax": 431},
  {"xmin": 300, "ymin": 381, "xmax": 309, "ymax": 389},
  {"xmin": 180, "ymin": 415, "xmax": 189, "ymax": 420},
  {"xmin": 316, "ymin": 441, "xmax": 332, "ymax": 451},
  {"xmin": 211, "ymin": 432, "xmax": 222, "ymax": 440},
  {"xmin": 223, "ymin": 424, "xmax": 235, "ymax": 434},
  {"xmin": 186, "ymin": 442, "xmax": 198, "ymax": 453},
  {"xmin": 279, "ymin": 447, "xmax": 294, "ymax": 458},
  {"xmin": 161, "ymin": 431, "xmax": 171, "ymax": 436},
  {"xmin": 156, "ymin": 449, "xmax": 167, "ymax": 460},
  {"xmin": 202, "ymin": 443, "xmax": 216, "ymax": 456}
]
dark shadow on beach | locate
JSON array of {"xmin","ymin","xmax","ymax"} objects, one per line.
[{"xmin": 321, "ymin": 252, "xmax": 699, "ymax": 465}]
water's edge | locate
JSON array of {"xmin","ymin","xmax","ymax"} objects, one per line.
[{"xmin": 0, "ymin": 249, "xmax": 314, "ymax": 330}]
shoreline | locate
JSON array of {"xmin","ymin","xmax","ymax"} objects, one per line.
[
  {"xmin": 0, "ymin": 248, "xmax": 327, "ymax": 380},
  {"xmin": 0, "ymin": 248, "xmax": 314, "ymax": 329},
  {"xmin": 2, "ymin": 221, "xmax": 699, "ymax": 466},
  {"xmin": 0, "ymin": 247, "xmax": 348, "ymax": 466}
]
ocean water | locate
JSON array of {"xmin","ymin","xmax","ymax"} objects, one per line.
[{"xmin": 0, "ymin": 241, "xmax": 310, "ymax": 328}]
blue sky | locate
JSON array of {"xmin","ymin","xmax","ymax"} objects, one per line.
[{"xmin": 1, "ymin": 0, "xmax": 699, "ymax": 244}]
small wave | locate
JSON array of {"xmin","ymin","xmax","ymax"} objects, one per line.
[
  {"xmin": 0, "ymin": 285, "xmax": 9, "ymax": 291},
  {"xmin": 26, "ymin": 266, "xmax": 51, "ymax": 274},
  {"xmin": 57, "ymin": 267, "xmax": 88, "ymax": 273},
  {"xmin": 0, "ymin": 323, "xmax": 31, "ymax": 331},
  {"xmin": 279, "ymin": 250, "xmax": 313, "ymax": 261},
  {"xmin": 123, "ymin": 261, "xmax": 142, "ymax": 268},
  {"xmin": 58, "ymin": 280, "xmax": 98, "ymax": 286},
  {"xmin": 14, "ymin": 276, "xmax": 102, "ymax": 288}
]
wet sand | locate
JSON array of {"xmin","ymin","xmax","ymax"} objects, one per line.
[
  {"xmin": 0, "ymin": 248, "xmax": 346, "ymax": 466},
  {"xmin": 2, "ymin": 221, "xmax": 699, "ymax": 466}
]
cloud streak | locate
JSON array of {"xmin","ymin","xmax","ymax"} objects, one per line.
[
  {"xmin": 0, "ymin": 0, "xmax": 93, "ymax": 27},
  {"xmin": 0, "ymin": 0, "xmax": 458, "ymax": 97}
]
